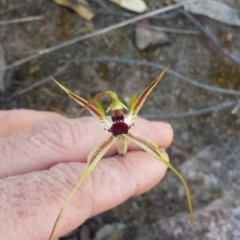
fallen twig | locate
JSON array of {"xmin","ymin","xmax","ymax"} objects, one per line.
[
  {"xmin": 95, "ymin": 0, "xmax": 115, "ymax": 14},
  {"xmin": 63, "ymin": 57, "xmax": 240, "ymax": 97},
  {"xmin": 94, "ymin": 8, "xmax": 180, "ymax": 20},
  {"xmin": 141, "ymin": 100, "xmax": 238, "ymax": 119},
  {"xmin": 1, "ymin": 62, "xmax": 70, "ymax": 102},
  {"xmin": 4, "ymin": 55, "xmax": 239, "ymax": 114},
  {"xmin": 136, "ymin": 23, "xmax": 199, "ymax": 35},
  {"xmin": 0, "ymin": 0, "xmax": 199, "ymax": 73},
  {"xmin": 180, "ymin": 9, "xmax": 240, "ymax": 66},
  {"xmin": 0, "ymin": 16, "xmax": 43, "ymax": 25},
  {"xmin": 4, "ymin": 56, "xmax": 238, "ymax": 120}
]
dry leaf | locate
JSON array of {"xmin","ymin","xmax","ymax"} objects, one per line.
[
  {"xmin": 110, "ymin": 0, "xmax": 147, "ymax": 13},
  {"xmin": 53, "ymin": 0, "xmax": 94, "ymax": 21},
  {"xmin": 175, "ymin": 0, "xmax": 240, "ymax": 27}
]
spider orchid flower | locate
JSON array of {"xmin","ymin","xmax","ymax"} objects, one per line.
[{"xmin": 49, "ymin": 67, "xmax": 193, "ymax": 240}]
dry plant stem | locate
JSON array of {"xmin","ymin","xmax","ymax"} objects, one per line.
[
  {"xmin": 0, "ymin": 16, "xmax": 43, "ymax": 25},
  {"xmin": 180, "ymin": 9, "xmax": 240, "ymax": 66},
  {"xmin": 48, "ymin": 167, "xmax": 89, "ymax": 240},
  {"xmin": 6, "ymin": 57, "xmax": 240, "ymax": 100},
  {"xmin": 3, "ymin": 57, "xmax": 238, "ymax": 120},
  {"xmin": 1, "ymin": 62, "xmax": 70, "ymax": 101},
  {"xmin": 136, "ymin": 23, "xmax": 199, "ymax": 35},
  {"xmin": 95, "ymin": 0, "xmax": 115, "ymax": 14},
  {"xmin": 48, "ymin": 134, "xmax": 116, "ymax": 240},
  {"xmin": 94, "ymin": 8, "xmax": 180, "ymax": 19},
  {"xmin": 0, "ymin": 0, "xmax": 199, "ymax": 73},
  {"xmin": 65, "ymin": 57, "xmax": 240, "ymax": 97},
  {"xmin": 7, "ymin": 56, "xmax": 240, "ymax": 102},
  {"xmin": 142, "ymin": 100, "xmax": 238, "ymax": 119}
]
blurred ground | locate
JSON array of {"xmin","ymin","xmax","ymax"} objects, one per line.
[{"xmin": 1, "ymin": 0, "xmax": 240, "ymax": 240}]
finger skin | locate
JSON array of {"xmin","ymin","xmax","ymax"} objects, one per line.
[
  {"xmin": 0, "ymin": 110, "xmax": 172, "ymax": 239},
  {"xmin": 0, "ymin": 150, "xmax": 168, "ymax": 240},
  {"xmin": 0, "ymin": 117, "xmax": 173, "ymax": 178},
  {"xmin": 0, "ymin": 109, "xmax": 65, "ymax": 136}
]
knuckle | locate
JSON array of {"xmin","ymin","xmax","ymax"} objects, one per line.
[
  {"xmin": 47, "ymin": 162, "xmax": 94, "ymax": 211},
  {"xmin": 29, "ymin": 120, "xmax": 78, "ymax": 153},
  {"xmin": 27, "ymin": 117, "xmax": 95, "ymax": 156}
]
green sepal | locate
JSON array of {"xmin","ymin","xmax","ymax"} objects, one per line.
[
  {"xmin": 94, "ymin": 101, "xmax": 106, "ymax": 118},
  {"xmin": 129, "ymin": 95, "xmax": 137, "ymax": 113}
]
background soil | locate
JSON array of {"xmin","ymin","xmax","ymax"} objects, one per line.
[{"xmin": 1, "ymin": 1, "xmax": 240, "ymax": 240}]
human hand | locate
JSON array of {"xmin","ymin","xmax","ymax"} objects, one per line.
[{"xmin": 0, "ymin": 109, "xmax": 173, "ymax": 240}]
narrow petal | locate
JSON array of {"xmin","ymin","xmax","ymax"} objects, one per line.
[
  {"xmin": 52, "ymin": 78, "xmax": 105, "ymax": 120},
  {"xmin": 118, "ymin": 134, "xmax": 128, "ymax": 155},
  {"xmin": 86, "ymin": 134, "xmax": 116, "ymax": 171},
  {"xmin": 126, "ymin": 131, "xmax": 194, "ymax": 225},
  {"xmin": 129, "ymin": 95, "xmax": 137, "ymax": 113},
  {"xmin": 76, "ymin": 92, "xmax": 106, "ymax": 116},
  {"xmin": 48, "ymin": 135, "xmax": 116, "ymax": 240},
  {"xmin": 131, "ymin": 66, "xmax": 169, "ymax": 116}
]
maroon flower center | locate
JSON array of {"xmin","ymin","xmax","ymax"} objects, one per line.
[{"xmin": 108, "ymin": 115, "xmax": 130, "ymax": 137}]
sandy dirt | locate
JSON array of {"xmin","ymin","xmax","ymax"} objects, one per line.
[{"xmin": 1, "ymin": 0, "xmax": 240, "ymax": 239}]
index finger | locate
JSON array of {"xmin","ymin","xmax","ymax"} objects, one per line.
[
  {"xmin": 0, "ymin": 110, "xmax": 65, "ymax": 136},
  {"xmin": 0, "ymin": 117, "xmax": 173, "ymax": 178}
]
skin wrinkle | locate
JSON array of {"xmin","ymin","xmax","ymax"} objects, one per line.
[
  {"xmin": 0, "ymin": 171, "xmax": 59, "ymax": 239},
  {"xmin": 31, "ymin": 122, "xmax": 70, "ymax": 154},
  {"xmin": 52, "ymin": 158, "xmax": 135, "ymax": 221},
  {"xmin": 47, "ymin": 120, "xmax": 82, "ymax": 150},
  {"xmin": 87, "ymin": 164, "xmax": 116, "ymax": 217},
  {"xmin": 48, "ymin": 163, "xmax": 81, "ymax": 202},
  {"xmin": 48, "ymin": 162, "xmax": 94, "ymax": 220},
  {"xmin": 2, "ymin": 121, "xmax": 78, "ymax": 178},
  {"xmin": 68, "ymin": 119, "xmax": 97, "ymax": 153},
  {"xmin": 48, "ymin": 162, "xmax": 95, "ymax": 226},
  {"xmin": 118, "ymin": 153, "xmax": 145, "ymax": 195},
  {"xmin": 0, "ymin": 134, "xmax": 25, "ymax": 177},
  {"xmin": 88, "ymin": 155, "xmax": 137, "ymax": 216},
  {"xmin": 75, "ymin": 117, "xmax": 102, "ymax": 146},
  {"xmin": 73, "ymin": 176, "xmax": 94, "ymax": 219},
  {"xmin": 89, "ymin": 163, "xmax": 109, "ymax": 212},
  {"xmin": 0, "ymin": 149, "xmax": 168, "ymax": 240},
  {"xmin": 113, "ymin": 154, "xmax": 138, "ymax": 195},
  {"xmin": 57, "ymin": 163, "xmax": 82, "ymax": 190},
  {"xmin": 0, "ymin": 110, "xmax": 173, "ymax": 239}
]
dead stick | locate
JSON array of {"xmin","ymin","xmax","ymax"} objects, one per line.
[{"xmin": 0, "ymin": 0, "xmax": 199, "ymax": 73}]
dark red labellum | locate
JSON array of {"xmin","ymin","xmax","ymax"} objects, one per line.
[{"xmin": 108, "ymin": 114, "xmax": 130, "ymax": 137}]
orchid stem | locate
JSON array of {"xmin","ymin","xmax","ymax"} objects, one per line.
[{"xmin": 48, "ymin": 166, "xmax": 89, "ymax": 240}]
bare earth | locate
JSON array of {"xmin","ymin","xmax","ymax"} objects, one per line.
[{"xmin": 1, "ymin": 0, "xmax": 240, "ymax": 239}]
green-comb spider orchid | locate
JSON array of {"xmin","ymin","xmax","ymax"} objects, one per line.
[{"xmin": 48, "ymin": 67, "xmax": 193, "ymax": 240}]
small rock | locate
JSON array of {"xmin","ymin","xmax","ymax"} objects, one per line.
[{"xmin": 135, "ymin": 26, "xmax": 169, "ymax": 50}]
